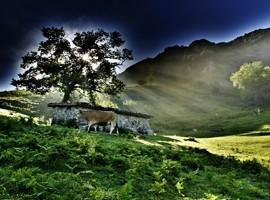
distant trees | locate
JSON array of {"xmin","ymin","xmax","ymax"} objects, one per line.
[
  {"xmin": 230, "ymin": 61, "xmax": 270, "ymax": 105},
  {"xmin": 12, "ymin": 27, "xmax": 133, "ymax": 103}
]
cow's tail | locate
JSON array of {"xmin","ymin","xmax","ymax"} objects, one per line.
[{"xmin": 115, "ymin": 122, "xmax": 119, "ymax": 135}]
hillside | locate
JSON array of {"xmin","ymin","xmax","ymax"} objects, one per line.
[
  {"xmin": 2, "ymin": 29, "xmax": 270, "ymax": 136},
  {"xmin": 0, "ymin": 90, "xmax": 41, "ymax": 116},
  {"xmin": 0, "ymin": 90, "xmax": 61, "ymax": 120},
  {"xmin": 0, "ymin": 114, "xmax": 270, "ymax": 199},
  {"xmin": 2, "ymin": 89, "xmax": 270, "ymax": 137},
  {"xmin": 120, "ymin": 28, "xmax": 270, "ymax": 86},
  {"xmin": 119, "ymin": 28, "xmax": 270, "ymax": 134}
]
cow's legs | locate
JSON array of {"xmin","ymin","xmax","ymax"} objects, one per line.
[
  {"xmin": 93, "ymin": 125, "xmax": 97, "ymax": 132},
  {"xmin": 87, "ymin": 122, "xmax": 93, "ymax": 132},
  {"xmin": 109, "ymin": 122, "xmax": 113, "ymax": 134},
  {"xmin": 109, "ymin": 122, "xmax": 115, "ymax": 134}
]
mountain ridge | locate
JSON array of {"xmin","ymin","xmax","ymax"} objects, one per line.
[
  {"xmin": 120, "ymin": 27, "xmax": 270, "ymax": 86},
  {"xmin": 118, "ymin": 27, "xmax": 270, "ymax": 134}
]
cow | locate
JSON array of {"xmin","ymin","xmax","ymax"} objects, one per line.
[{"xmin": 79, "ymin": 110, "xmax": 118, "ymax": 134}]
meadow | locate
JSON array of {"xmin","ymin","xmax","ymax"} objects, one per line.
[
  {"xmin": 1, "ymin": 91, "xmax": 270, "ymax": 199},
  {"xmin": 0, "ymin": 114, "xmax": 270, "ymax": 199}
]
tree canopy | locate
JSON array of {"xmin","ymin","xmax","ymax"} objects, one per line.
[
  {"xmin": 230, "ymin": 61, "xmax": 270, "ymax": 105},
  {"xmin": 12, "ymin": 27, "xmax": 133, "ymax": 103}
]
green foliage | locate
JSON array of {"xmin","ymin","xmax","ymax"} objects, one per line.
[
  {"xmin": 230, "ymin": 61, "xmax": 270, "ymax": 105},
  {"xmin": 0, "ymin": 115, "xmax": 270, "ymax": 199},
  {"xmin": 12, "ymin": 27, "xmax": 133, "ymax": 103}
]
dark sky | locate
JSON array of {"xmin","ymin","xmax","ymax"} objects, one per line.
[{"xmin": 1, "ymin": 0, "xmax": 270, "ymax": 90}]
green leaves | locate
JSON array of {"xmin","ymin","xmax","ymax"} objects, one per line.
[
  {"xmin": 42, "ymin": 27, "xmax": 65, "ymax": 41},
  {"xmin": 12, "ymin": 27, "xmax": 133, "ymax": 103},
  {"xmin": 230, "ymin": 61, "xmax": 270, "ymax": 105}
]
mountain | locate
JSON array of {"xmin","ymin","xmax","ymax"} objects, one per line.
[{"xmin": 118, "ymin": 28, "xmax": 270, "ymax": 135}]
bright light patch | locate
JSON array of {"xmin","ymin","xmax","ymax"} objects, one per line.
[{"xmin": 82, "ymin": 54, "xmax": 89, "ymax": 61}]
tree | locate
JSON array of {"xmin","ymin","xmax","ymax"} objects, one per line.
[
  {"xmin": 230, "ymin": 61, "xmax": 270, "ymax": 105},
  {"xmin": 12, "ymin": 27, "xmax": 133, "ymax": 103}
]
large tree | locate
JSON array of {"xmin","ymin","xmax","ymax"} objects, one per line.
[
  {"xmin": 230, "ymin": 61, "xmax": 270, "ymax": 105},
  {"xmin": 12, "ymin": 27, "xmax": 133, "ymax": 103}
]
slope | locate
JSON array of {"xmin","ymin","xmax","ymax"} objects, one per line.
[
  {"xmin": 119, "ymin": 28, "xmax": 270, "ymax": 135},
  {"xmin": 0, "ymin": 115, "xmax": 270, "ymax": 199}
]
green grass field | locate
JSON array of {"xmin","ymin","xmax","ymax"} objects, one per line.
[
  {"xmin": 0, "ymin": 114, "xmax": 270, "ymax": 199},
  {"xmin": 139, "ymin": 133, "xmax": 270, "ymax": 169},
  {"xmin": 1, "ymin": 90, "xmax": 270, "ymax": 199},
  {"xmin": 122, "ymin": 83, "xmax": 270, "ymax": 137}
]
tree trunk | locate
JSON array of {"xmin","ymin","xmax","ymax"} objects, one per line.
[
  {"xmin": 62, "ymin": 87, "xmax": 73, "ymax": 103},
  {"xmin": 89, "ymin": 92, "xmax": 97, "ymax": 106}
]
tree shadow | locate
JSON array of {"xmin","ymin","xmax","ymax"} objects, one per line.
[{"xmin": 239, "ymin": 131, "xmax": 270, "ymax": 136}]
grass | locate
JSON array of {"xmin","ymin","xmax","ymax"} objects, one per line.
[
  {"xmin": 147, "ymin": 133, "xmax": 270, "ymax": 168},
  {"xmin": 0, "ymin": 115, "xmax": 270, "ymax": 199},
  {"xmin": 198, "ymin": 134, "xmax": 270, "ymax": 166},
  {"xmin": 2, "ymin": 89, "xmax": 270, "ymax": 138},
  {"xmin": 1, "ymin": 90, "xmax": 270, "ymax": 198},
  {"xmin": 121, "ymin": 83, "xmax": 270, "ymax": 137},
  {"xmin": 0, "ymin": 90, "xmax": 41, "ymax": 116}
]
